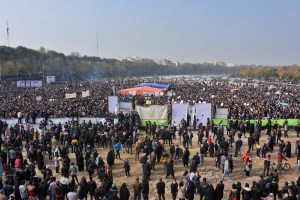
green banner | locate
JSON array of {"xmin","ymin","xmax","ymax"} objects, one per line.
[
  {"xmin": 140, "ymin": 119, "xmax": 169, "ymax": 127},
  {"xmin": 212, "ymin": 118, "xmax": 299, "ymax": 127}
]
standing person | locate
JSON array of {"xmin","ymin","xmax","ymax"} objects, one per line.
[
  {"xmin": 170, "ymin": 178, "xmax": 178, "ymax": 200},
  {"xmin": 283, "ymin": 122, "xmax": 289, "ymax": 138},
  {"xmin": 215, "ymin": 180, "xmax": 224, "ymax": 200},
  {"xmin": 177, "ymin": 181, "xmax": 186, "ymax": 200},
  {"xmin": 87, "ymin": 177, "xmax": 97, "ymax": 200},
  {"xmin": 166, "ymin": 159, "xmax": 175, "ymax": 179},
  {"xmin": 48, "ymin": 177, "xmax": 57, "ymax": 200},
  {"xmin": 183, "ymin": 147, "xmax": 190, "ymax": 168},
  {"xmin": 123, "ymin": 158, "xmax": 131, "ymax": 176},
  {"xmin": 141, "ymin": 178, "xmax": 149, "ymax": 200},
  {"xmin": 185, "ymin": 180, "xmax": 195, "ymax": 200},
  {"xmin": 200, "ymin": 177, "xmax": 209, "ymax": 200},
  {"xmin": 285, "ymin": 141, "xmax": 291, "ymax": 158},
  {"xmin": 133, "ymin": 177, "xmax": 142, "ymax": 200},
  {"xmin": 222, "ymin": 157, "xmax": 232, "ymax": 181},
  {"xmin": 69, "ymin": 163, "xmax": 79, "ymax": 184},
  {"xmin": 241, "ymin": 183, "xmax": 252, "ymax": 200},
  {"xmin": 245, "ymin": 157, "xmax": 252, "ymax": 177},
  {"xmin": 114, "ymin": 142, "xmax": 121, "ymax": 159},
  {"xmin": 156, "ymin": 178, "xmax": 165, "ymax": 200},
  {"xmin": 120, "ymin": 183, "xmax": 130, "ymax": 200},
  {"xmin": 263, "ymin": 155, "xmax": 272, "ymax": 177}
]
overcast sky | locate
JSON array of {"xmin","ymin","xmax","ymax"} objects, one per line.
[{"xmin": 0, "ymin": 0, "xmax": 299, "ymax": 65}]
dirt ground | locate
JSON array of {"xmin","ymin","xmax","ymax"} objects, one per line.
[{"xmin": 34, "ymin": 129, "xmax": 299, "ymax": 200}]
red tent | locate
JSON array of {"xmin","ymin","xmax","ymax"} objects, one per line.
[{"xmin": 119, "ymin": 86, "xmax": 164, "ymax": 95}]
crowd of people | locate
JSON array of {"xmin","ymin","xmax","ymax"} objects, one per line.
[
  {"xmin": 0, "ymin": 77, "xmax": 299, "ymax": 120},
  {"xmin": 0, "ymin": 76, "xmax": 299, "ymax": 200}
]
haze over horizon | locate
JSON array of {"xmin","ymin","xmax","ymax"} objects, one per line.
[{"xmin": 0, "ymin": 0, "xmax": 299, "ymax": 66}]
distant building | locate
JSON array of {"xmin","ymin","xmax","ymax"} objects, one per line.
[
  {"xmin": 154, "ymin": 58, "xmax": 174, "ymax": 66},
  {"xmin": 206, "ymin": 61, "xmax": 235, "ymax": 67}
]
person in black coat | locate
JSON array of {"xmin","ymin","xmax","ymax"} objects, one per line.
[
  {"xmin": 251, "ymin": 182, "xmax": 261, "ymax": 200},
  {"xmin": 36, "ymin": 150, "xmax": 44, "ymax": 171},
  {"xmin": 141, "ymin": 178, "xmax": 149, "ymax": 200},
  {"xmin": 107, "ymin": 149, "xmax": 115, "ymax": 167},
  {"xmin": 285, "ymin": 141, "xmax": 291, "ymax": 158},
  {"xmin": 241, "ymin": 183, "xmax": 252, "ymax": 200},
  {"xmin": 182, "ymin": 147, "xmax": 190, "ymax": 168},
  {"xmin": 119, "ymin": 183, "xmax": 130, "ymax": 200},
  {"xmin": 215, "ymin": 180, "xmax": 224, "ymax": 200},
  {"xmin": 166, "ymin": 160, "xmax": 174, "ymax": 179},
  {"xmin": 185, "ymin": 180, "xmax": 195, "ymax": 200},
  {"xmin": 77, "ymin": 153, "xmax": 84, "ymax": 172},
  {"xmin": 205, "ymin": 184, "xmax": 216, "ymax": 200},
  {"xmin": 156, "ymin": 178, "xmax": 166, "ymax": 200},
  {"xmin": 170, "ymin": 178, "xmax": 178, "ymax": 200}
]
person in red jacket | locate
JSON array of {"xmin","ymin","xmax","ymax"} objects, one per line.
[
  {"xmin": 14, "ymin": 156, "xmax": 22, "ymax": 169},
  {"xmin": 242, "ymin": 151, "xmax": 251, "ymax": 165}
]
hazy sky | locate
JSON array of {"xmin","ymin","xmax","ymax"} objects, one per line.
[{"xmin": 0, "ymin": 0, "xmax": 299, "ymax": 65}]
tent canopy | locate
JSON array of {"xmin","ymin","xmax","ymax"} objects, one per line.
[
  {"xmin": 136, "ymin": 83, "xmax": 170, "ymax": 89},
  {"xmin": 119, "ymin": 86, "xmax": 164, "ymax": 95}
]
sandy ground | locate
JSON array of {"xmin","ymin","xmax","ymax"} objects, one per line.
[{"xmin": 32, "ymin": 129, "xmax": 299, "ymax": 200}]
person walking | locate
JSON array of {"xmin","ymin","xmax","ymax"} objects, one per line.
[
  {"xmin": 156, "ymin": 177, "xmax": 165, "ymax": 200},
  {"xmin": 133, "ymin": 177, "xmax": 142, "ymax": 200}
]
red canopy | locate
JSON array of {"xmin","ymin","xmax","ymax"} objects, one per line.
[{"xmin": 119, "ymin": 86, "xmax": 164, "ymax": 95}]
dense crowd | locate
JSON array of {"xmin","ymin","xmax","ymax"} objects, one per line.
[
  {"xmin": 0, "ymin": 106, "xmax": 299, "ymax": 199},
  {"xmin": 0, "ymin": 77, "xmax": 299, "ymax": 120},
  {"xmin": 0, "ymin": 77, "xmax": 299, "ymax": 200}
]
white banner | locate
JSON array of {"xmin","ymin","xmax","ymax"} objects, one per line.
[
  {"xmin": 46, "ymin": 76, "xmax": 55, "ymax": 84},
  {"xmin": 195, "ymin": 103, "xmax": 212, "ymax": 127},
  {"xmin": 82, "ymin": 90, "xmax": 90, "ymax": 98},
  {"xmin": 65, "ymin": 93, "xmax": 76, "ymax": 99},
  {"xmin": 30, "ymin": 80, "xmax": 43, "ymax": 87},
  {"xmin": 25, "ymin": 81, "xmax": 31, "ymax": 87},
  {"xmin": 36, "ymin": 96, "xmax": 42, "ymax": 101},
  {"xmin": 215, "ymin": 108, "xmax": 229, "ymax": 119},
  {"xmin": 108, "ymin": 96, "xmax": 118, "ymax": 113},
  {"xmin": 172, "ymin": 103, "xmax": 188, "ymax": 126},
  {"xmin": 136, "ymin": 105, "xmax": 168, "ymax": 120},
  {"xmin": 119, "ymin": 102, "xmax": 133, "ymax": 114}
]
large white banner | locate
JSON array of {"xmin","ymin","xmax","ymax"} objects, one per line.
[
  {"xmin": 195, "ymin": 103, "xmax": 212, "ymax": 127},
  {"xmin": 65, "ymin": 93, "xmax": 76, "ymax": 99},
  {"xmin": 215, "ymin": 108, "xmax": 229, "ymax": 119},
  {"xmin": 108, "ymin": 96, "xmax": 118, "ymax": 114},
  {"xmin": 119, "ymin": 102, "xmax": 133, "ymax": 114},
  {"xmin": 136, "ymin": 105, "xmax": 168, "ymax": 120},
  {"xmin": 46, "ymin": 76, "xmax": 55, "ymax": 84},
  {"xmin": 82, "ymin": 90, "xmax": 90, "ymax": 98},
  {"xmin": 30, "ymin": 80, "xmax": 43, "ymax": 87},
  {"xmin": 172, "ymin": 103, "xmax": 188, "ymax": 126}
]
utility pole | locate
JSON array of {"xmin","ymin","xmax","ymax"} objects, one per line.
[
  {"xmin": 6, "ymin": 21, "xmax": 9, "ymax": 47},
  {"xmin": 97, "ymin": 32, "xmax": 99, "ymax": 57}
]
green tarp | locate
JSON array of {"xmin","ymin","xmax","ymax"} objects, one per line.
[{"xmin": 212, "ymin": 118, "xmax": 299, "ymax": 127}]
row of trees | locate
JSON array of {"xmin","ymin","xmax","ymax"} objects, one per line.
[
  {"xmin": 239, "ymin": 66, "xmax": 300, "ymax": 81},
  {"xmin": 0, "ymin": 46, "xmax": 244, "ymax": 80}
]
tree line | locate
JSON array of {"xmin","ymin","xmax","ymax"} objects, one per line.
[
  {"xmin": 0, "ymin": 46, "xmax": 244, "ymax": 80},
  {"xmin": 239, "ymin": 66, "xmax": 300, "ymax": 81}
]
